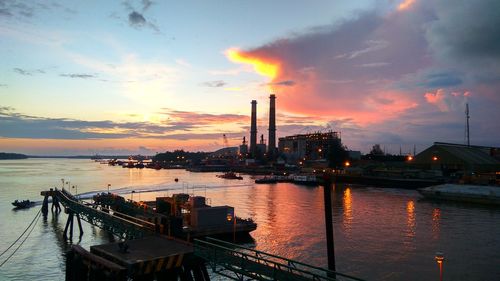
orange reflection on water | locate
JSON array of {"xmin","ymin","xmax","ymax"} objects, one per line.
[
  {"xmin": 406, "ymin": 200, "xmax": 416, "ymax": 239},
  {"xmin": 343, "ymin": 187, "xmax": 353, "ymax": 232},
  {"xmin": 432, "ymin": 208, "xmax": 441, "ymax": 240}
]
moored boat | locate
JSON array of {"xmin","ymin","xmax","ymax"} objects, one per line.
[
  {"xmin": 292, "ymin": 175, "xmax": 319, "ymax": 186},
  {"xmin": 418, "ymin": 184, "xmax": 500, "ymax": 205},
  {"xmin": 12, "ymin": 199, "xmax": 36, "ymax": 209},
  {"xmin": 93, "ymin": 192, "xmax": 257, "ymax": 239},
  {"xmin": 216, "ymin": 171, "xmax": 243, "ymax": 180},
  {"xmin": 255, "ymin": 176, "xmax": 278, "ymax": 184}
]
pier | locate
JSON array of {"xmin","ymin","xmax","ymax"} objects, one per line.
[{"xmin": 41, "ymin": 188, "xmax": 364, "ymax": 281}]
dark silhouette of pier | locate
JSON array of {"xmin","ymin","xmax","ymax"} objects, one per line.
[{"xmin": 41, "ymin": 188, "xmax": 365, "ymax": 281}]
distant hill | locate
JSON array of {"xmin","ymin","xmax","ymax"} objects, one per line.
[{"xmin": 0, "ymin": 152, "xmax": 28, "ymax": 160}]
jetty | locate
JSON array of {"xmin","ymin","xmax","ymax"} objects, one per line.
[{"xmin": 41, "ymin": 188, "xmax": 365, "ymax": 281}]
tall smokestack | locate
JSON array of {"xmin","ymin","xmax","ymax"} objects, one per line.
[
  {"xmin": 268, "ymin": 94, "xmax": 276, "ymax": 158},
  {"xmin": 250, "ymin": 100, "xmax": 257, "ymax": 158}
]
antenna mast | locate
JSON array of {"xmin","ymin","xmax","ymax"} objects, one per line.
[{"xmin": 465, "ymin": 103, "xmax": 470, "ymax": 146}]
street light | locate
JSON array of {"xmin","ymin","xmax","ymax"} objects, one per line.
[
  {"xmin": 107, "ymin": 184, "xmax": 111, "ymax": 194},
  {"xmin": 131, "ymin": 190, "xmax": 136, "ymax": 201},
  {"xmin": 435, "ymin": 252, "xmax": 444, "ymax": 281},
  {"xmin": 72, "ymin": 185, "xmax": 78, "ymax": 199}
]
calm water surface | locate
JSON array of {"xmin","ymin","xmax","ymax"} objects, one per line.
[{"xmin": 0, "ymin": 159, "xmax": 499, "ymax": 281}]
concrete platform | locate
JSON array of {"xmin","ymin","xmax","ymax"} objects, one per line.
[{"xmin": 91, "ymin": 235, "xmax": 194, "ymax": 276}]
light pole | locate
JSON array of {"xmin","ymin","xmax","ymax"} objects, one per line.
[
  {"xmin": 131, "ymin": 190, "xmax": 136, "ymax": 201},
  {"xmin": 107, "ymin": 184, "xmax": 111, "ymax": 194},
  {"xmin": 61, "ymin": 178, "xmax": 65, "ymax": 189},
  {"xmin": 435, "ymin": 252, "xmax": 444, "ymax": 281}
]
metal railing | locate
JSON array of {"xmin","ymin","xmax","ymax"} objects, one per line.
[
  {"xmin": 194, "ymin": 237, "xmax": 366, "ymax": 281},
  {"xmin": 55, "ymin": 188, "xmax": 155, "ymax": 239}
]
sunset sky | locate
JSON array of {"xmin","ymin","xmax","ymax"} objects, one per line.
[{"xmin": 1, "ymin": 0, "xmax": 499, "ymax": 155}]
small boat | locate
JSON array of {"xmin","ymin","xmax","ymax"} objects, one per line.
[
  {"xmin": 292, "ymin": 175, "xmax": 319, "ymax": 186},
  {"xmin": 12, "ymin": 199, "xmax": 36, "ymax": 209},
  {"xmin": 216, "ymin": 171, "xmax": 243, "ymax": 180},
  {"xmin": 418, "ymin": 184, "xmax": 500, "ymax": 205},
  {"xmin": 255, "ymin": 176, "xmax": 278, "ymax": 184},
  {"xmin": 255, "ymin": 175, "xmax": 293, "ymax": 184}
]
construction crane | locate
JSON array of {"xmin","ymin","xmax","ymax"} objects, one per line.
[{"xmin": 223, "ymin": 134, "xmax": 229, "ymax": 148}]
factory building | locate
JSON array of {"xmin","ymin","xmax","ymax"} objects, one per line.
[
  {"xmin": 250, "ymin": 100, "xmax": 258, "ymax": 158},
  {"xmin": 412, "ymin": 142, "xmax": 500, "ymax": 173},
  {"xmin": 267, "ymin": 94, "xmax": 277, "ymax": 159},
  {"xmin": 278, "ymin": 131, "xmax": 342, "ymax": 163},
  {"xmin": 246, "ymin": 94, "xmax": 277, "ymax": 161}
]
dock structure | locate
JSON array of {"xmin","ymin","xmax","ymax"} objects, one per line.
[
  {"xmin": 43, "ymin": 188, "xmax": 365, "ymax": 281},
  {"xmin": 41, "ymin": 189, "xmax": 155, "ymax": 239}
]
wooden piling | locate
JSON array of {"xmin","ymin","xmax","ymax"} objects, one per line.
[
  {"xmin": 322, "ymin": 173, "xmax": 336, "ymax": 277},
  {"xmin": 76, "ymin": 214, "xmax": 84, "ymax": 237}
]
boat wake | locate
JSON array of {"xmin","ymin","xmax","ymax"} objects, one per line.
[{"xmin": 75, "ymin": 182, "xmax": 253, "ymax": 200}]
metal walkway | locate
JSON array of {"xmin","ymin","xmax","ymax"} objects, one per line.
[
  {"xmin": 194, "ymin": 238, "xmax": 365, "ymax": 281},
  {"xmin": 42, "ymin": 188, "xmax": 155, "ymax": 239}
]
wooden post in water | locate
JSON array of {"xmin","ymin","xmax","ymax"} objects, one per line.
[
  {"xmin": 69, "ymin": 213, "xmax": 74, "ymax": 240},
  {"xmin": 64, "ymin": 210, "xmax": 83, "ymax": 239},
  {"xmin": 42, "ymin": 193, "xmax": 49, "ymax": 216},
  {"xmin": 76, "ymin": 214, "xmax": 84, "ymax": 237},
  {"xmin": 63, "ymin": 211, "xmax": 72, "ymax": 239},
  {"xmin": 322, "ymin": 173, "xmax": 336, "ymax": 276}
]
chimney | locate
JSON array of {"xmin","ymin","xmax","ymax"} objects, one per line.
[
  {"xmin": 268, "ymin": 94, "xmax": 276, "ymax": 158},
  {"xmin": 250, "ymin": 100, "xmax": 257, "ymax": 158}
]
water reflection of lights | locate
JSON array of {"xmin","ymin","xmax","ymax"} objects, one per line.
[
  {"xmin": 432, "ymin": 208, "xmax": 441, "ymax": 240},
  {"xmin": 343, "ymin": 187, "xmax": 353, "ymax": 232},
  {"xmin": 406, "ymin": 200, "xmax": 416, "ymax": 239}
]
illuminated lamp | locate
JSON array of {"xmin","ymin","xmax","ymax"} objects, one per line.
[
  {"xmin": 345, "ymin": 161, "xmax": 350, "ymax": 167},
  {"xmin": 407, "ymin": 156, "xmax": 413, "ymax": 161},
  {"xmin": 432, "ymin": 156, "xmax": 438, "ymax": 161},
  {"xmin": 227, "ymin": 213, "xmax": 233, "ymax": 221}
]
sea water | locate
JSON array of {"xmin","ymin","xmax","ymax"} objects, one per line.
[{"xmin": 0, "ymin": 159, "xmax": 499, "ymax": 281}]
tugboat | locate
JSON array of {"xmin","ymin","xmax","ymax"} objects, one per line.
[
  {"xmin": 12, "ymin": 199, "xmax": 36, "ymax": 209},
  {"xmin": 216, "ymin": 171, "xmax": 243, "ymax": 180}
]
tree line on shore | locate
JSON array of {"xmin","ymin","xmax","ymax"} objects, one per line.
[{"xmin": 0, "ymin": 152, "xmax": 28, "ymax": 160}]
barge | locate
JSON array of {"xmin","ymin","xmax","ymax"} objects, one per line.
[
  {"xmin": 93, "ymin": 193, "xmax": 256, "ymax": 239},
  {"xmin": 418, "ymin": 184, "xmax": 500, "ymax": 205}
]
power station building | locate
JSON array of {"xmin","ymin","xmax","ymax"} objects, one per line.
[
  {"xmin": 245, "ymin": 94, "xmax": 277, "ymax": 160},
  {"xmin": 278, "ymin": 131, "xmax": 342, "ymax": 163}
]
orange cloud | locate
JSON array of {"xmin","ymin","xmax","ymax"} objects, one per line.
[
  {"xmin": 424, "ymin": 89, "xmax": 469, "ymax": 112},
  {"xmin": 397, "ymin": 0, "xmax": 416, "ymax": 11},
  {"xmin": 225, "ymin": 48, "xmax": 280, "ymax": 79}
]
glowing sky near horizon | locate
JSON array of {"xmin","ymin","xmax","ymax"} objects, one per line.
[{"xmin": 1, "ymin": 0, "xmax": 499, "ymax": 155}]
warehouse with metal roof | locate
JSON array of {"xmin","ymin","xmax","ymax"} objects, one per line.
[{"xmin": 412, "ymin": 142, "xmax": 500, "ymax": 173}]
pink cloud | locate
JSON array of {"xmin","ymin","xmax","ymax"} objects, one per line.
[
  {"xmin": 424, "ymin": 89, "xmax": 469, "ymax": 112},
  {"xmin": 229, "ymin": 8, "xmax": 433, "ymax": 126}
]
